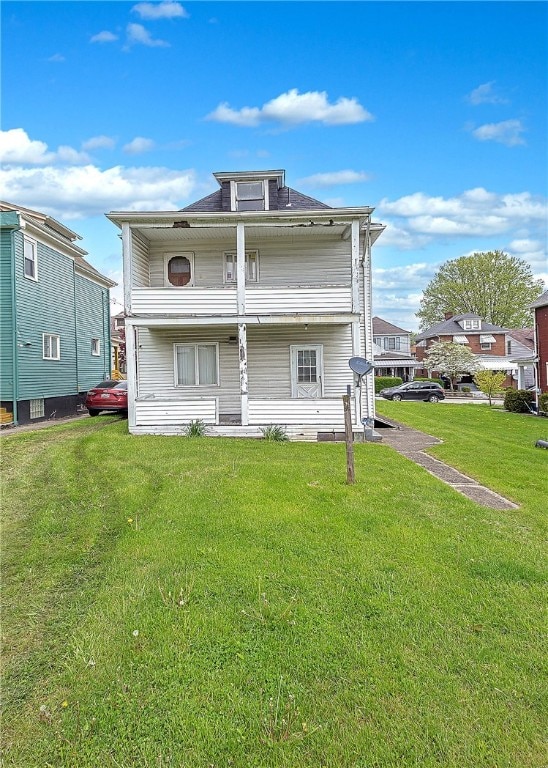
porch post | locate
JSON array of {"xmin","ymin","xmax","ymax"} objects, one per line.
[
  {"xmin": 352, "ymin": 321, "xmax": 361, "ymax": 425},
  {"xmin": 122, "ymin": 223, "xmax": 132, "ymax": 314},
  {"xmin": 125, "ymin": 319, "xmax": 137, "ymax": 430},
  {"xmin": 236, "ymin": 223, "xmax": 249, "ymax": 424},
  {"xmin": 351, "ymin": 219, "xmax": 360, "ymax": 314}
]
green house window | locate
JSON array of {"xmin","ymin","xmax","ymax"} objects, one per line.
[{"xmin": 43, "ymin": 333, "xmax": 60, "ymax": 360}]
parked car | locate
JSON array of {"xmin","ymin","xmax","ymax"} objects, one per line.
[
  {"xmin": 379, "ymin": 381, "xmax": 445, "ymax": 403},
  {"xmin": 85, "ymin": 380, "xmax": 128, "ymax": 416}
]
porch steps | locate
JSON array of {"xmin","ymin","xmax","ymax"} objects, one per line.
[{"xmin": 0, "ymin": 407, "xmax": 14, "ymax": 425}]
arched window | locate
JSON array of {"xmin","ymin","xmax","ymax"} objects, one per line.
[{"xmin": 167, "ymin": 255, "xmax": 192, "ymax": 286}]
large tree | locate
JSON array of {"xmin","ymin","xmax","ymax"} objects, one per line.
[
  {"xmin": 417, "ymin": 250, "xmax": 544, "ymax": 330},
  {"xmin": 423, "ymin": 341, "xmax": 481, "ymax": 390}
]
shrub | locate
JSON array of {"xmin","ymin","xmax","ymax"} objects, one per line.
[
  {"xmin": 539, "ymin": 392, "xmax": 548, "ymax": 413},
  {"xmin": 261, "ymin": 425, "xmax": 289, "ymax": 442},
  {"xmin": 375, "ymin": 376, "xmax": 402, "ymax": 394},
  {"xmin": 503, "ymin": 389, "xmax": 534, "ymax": 413},
  {"xmin": 461, "ymin": 386, "xmax": 471, "ymax": 393},
  {"xmin": 185, "ymin": 419, "xmax": 208, "ymax": 437}
]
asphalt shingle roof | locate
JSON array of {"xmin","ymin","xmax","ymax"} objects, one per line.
[{"xmin": 416, "ymin": 315, "xmax": 506, "ymax": 341}]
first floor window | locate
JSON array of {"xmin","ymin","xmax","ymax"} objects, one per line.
[
  {"xmin": 43, "ymin": 333, "xmax": 60, "ymax": 360},
  {"xmin": 91, "ymin": 338, "xmax": 100, "ymax": 356},
  {"xmin": 175, "ymin": 344, "xmax": 218, "ymax": 386},
  {"xmin": 24, "ymin": 237, "xmax": 37, "ymax": 279},
  {"xmin": 481, "ymin": 342, "xmax": 492, "ymax": 350},
  {"xmin": 30, "ymin": 399, "xmax": 45, "ymax": 419},
  {"xmin": 224, "ymin": 251, "xmax": 258, "ymax": 283}
]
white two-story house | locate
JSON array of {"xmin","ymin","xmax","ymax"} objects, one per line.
[{"xmin": 107, "ymin": 169, "xmax": 385, "ymax": 439}]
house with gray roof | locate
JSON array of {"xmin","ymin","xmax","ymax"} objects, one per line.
[
  {"xmin": 415, "ymin": 312, "xmax": 534, "ymax": 387},
  {"xmin": 372, "ymin": 317, "xmax": 419, "ymax": 381},
  {"xmin": 107, "ymin": 169, "xmax": 385, "ymax": 439}
]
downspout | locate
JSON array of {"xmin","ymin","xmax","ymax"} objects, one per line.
[
  {"xmin": 73, "ymin": 263, "xmax": 80, "ymax": 395},
  {"xmin": 10, "ymin": 225, "xmax": 19, "ymax": 425}
]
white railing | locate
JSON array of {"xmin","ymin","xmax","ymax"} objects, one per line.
[
  {"xmin": 248, "ymin": 398, "xmax": 355, "ymax": 426},
  {"xmin": 135, "ymin": 397, "xmax": 218, "ymax": 426},
  {"xmin": 130, "ymin": 285, "xmax": 352, "ymax": 316}
]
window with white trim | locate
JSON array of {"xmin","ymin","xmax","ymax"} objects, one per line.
[
  {"xmin": 43, "ymin": 333, "xmax": 60, "ymax": 360},
  {"xmin": 507, "ymin": 340, "xmax": 512, "ymax": 355},
  {"xmin": 91, "ymin": 338, "xmax": 101, "ymax": 356},
  {"xmin": 24, "ymin": 237, "xmax": 37, "ymax": 280},
  {"xmin": 174, "ymin": 343, "xmax": 219, "ymax": 386},
  {"xmin": 462, "ymin": 319, "xmax": 481, "ymax": 330},
  {"xmin": 30, "ymin": 398, "xmax": 45, "ymax": 419},
  {"xmin": 480, "ymin": 342, "xmax": 492, "ymax": 350},
  {"xmin": 224, "ymin": 251, "xmax": 259, "ymax": 283},
  {"xmin": 234, "ymin": 181, "xmax": 266, "ymax": 211}
]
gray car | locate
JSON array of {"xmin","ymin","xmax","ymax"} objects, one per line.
[{"xmin": 379, "ymin": 381, "xmax": 445, "ymax": 403}]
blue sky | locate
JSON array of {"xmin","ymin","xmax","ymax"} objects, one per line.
[{"xmin": 2, "ymin": 0, "xmax": 547, "ymax": 329}]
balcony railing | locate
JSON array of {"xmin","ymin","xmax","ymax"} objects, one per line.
[{"xmin": 131, "ymin": 285, "xmax": 352, "ymax": 316}]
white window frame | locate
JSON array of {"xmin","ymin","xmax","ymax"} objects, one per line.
[
  {"xmin": 43, "ymin": 333, "xmax": 60, "ymax": 360},
  {"xmin": 480, "ymin": 342, "xmax": 492, "ymax": 350},
  {"xmin": 223, "ymin": 250, "xmax": 259, "ymax": 283},
  {"xmin": 230, "ymin": 180, "xmax": 269, "ymax": 212},
  {"xmin": 173, "ymin": 343, "xmax": 220, "ymax": 387},
  {"xmin": 91, "ymin": 338, "xmax": 101, "ymax": 356},
  {"xmin": 164, "ymin": 252, "xmax": 194, "ymax": 287},
  {"xmin": 463, "ymin": 319, "xmax": 481, "ymax": 330},
  {"xmin": 23, "ymin": 236, "xmax": 38, "ymax": 281},
  {"xmin": 30, "ymin": 398, "xmax": 45, "ymax": 419}
]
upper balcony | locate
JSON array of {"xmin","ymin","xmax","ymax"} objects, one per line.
[{"xmin": 130, "ymin": 284, "xmax": 353, "ymax": 319}]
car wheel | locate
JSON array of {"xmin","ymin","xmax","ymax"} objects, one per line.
[
  {"xmin": 88, "ymin": 409, "xmax": 100, "ymax": 416},
  {"xmin": 392, "ymin": 394, "xmax": 402, "ymax": 402},
  {"xmin": 428, "ymin": 394, "xmax": 440, "ymax": 403}
]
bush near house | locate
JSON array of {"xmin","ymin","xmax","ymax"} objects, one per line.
[
  {"xmin": 374, "ymin": 376, "xmax": 402, "ymax": 393},
  {"xmin": 504, "ymin": 389, "xmax": 535, "ymax": 413},
  {"xmin": 539, "ymin": 392, "xmax": 548, "ymax": 413}
]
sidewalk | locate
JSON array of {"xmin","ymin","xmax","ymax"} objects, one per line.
[
  {"xmin": 0, "ymin": 413, "xmax": 90, "ymax": 436},
  {"xmin": 379, "ymin": 420, "xmax": 519, "ymax": 511}
]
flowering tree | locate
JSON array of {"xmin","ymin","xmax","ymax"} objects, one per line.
[
  {"xmin": 423, "ymin": 341, "xmax": 481, "ymax": 391},
  {"xmin": 474, "ymin": 369, "xmax": 506, "ymax": 406}
]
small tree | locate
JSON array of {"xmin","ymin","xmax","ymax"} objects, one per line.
[
  {"xmin": 423, "ymin": 341, "xmax": 481, "ymax": 391},
  {"xmin": 474, "ymin": 369, "xmax": 506, "ymax": 406}
]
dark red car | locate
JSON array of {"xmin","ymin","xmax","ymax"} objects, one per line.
[{"xmin": 85, "ymin": 380, "xmax": 128, "ymax": 416}]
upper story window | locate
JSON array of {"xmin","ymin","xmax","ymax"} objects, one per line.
[
  {"xmin": 43, "ymin": 333, "xmax": 60, "ymax": 360},
  {"xmin": 233, "ymin": 181, "xmax": 267, "ymax": 211},
  {"xmin": 91, "ymin": 338, "xmax": 101, "ymax": 356},
  {"xmin": 373, "ymin": 336, "xmax": 402, "ymax": 351},
  {"xmin": 462, "ymin": 319, "xmax": 481, "ymax": 330},
  {"xmin": 165, "ymin": 253, "xmax": 193, "ymax": 286},
  {"xmin": 224, "ymin": 251, "xmax": 259, "ymax": 283},
  {"xmin": 507, "ymin": 340, "xmax": 512, "ymax": 355},
  {"xmin": 24, "ymin": 237, "xmax": 37, "ymax": 280}
]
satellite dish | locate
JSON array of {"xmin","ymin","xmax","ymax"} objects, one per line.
[{"xmin": 349, "ymin": 357, "xmax": 373, "ymax": 376}]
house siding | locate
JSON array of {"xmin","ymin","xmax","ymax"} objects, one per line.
[
  {"xmin": 15, "ymin": 230, "xmax": 78, "ymax": 399},
  {"xmin": 0, "ymin": 226, "xmax": 15, "ymax": 399},
  {"xmin": 132, "ymin": 232, "xmax": 150, "ymax": 287},
  {"xmin": 75, "ymin": 274, "xmax": 112, "ymax": 390},
  {"xmin": 536, "ymin": 305, "xmax": 548, "ymax": 391}
]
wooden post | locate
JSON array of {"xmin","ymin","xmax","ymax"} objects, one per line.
[{"xmin": 343, "ymin": 394, "xmax": 355, "ymax": 484}]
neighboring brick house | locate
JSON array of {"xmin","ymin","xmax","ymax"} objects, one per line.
[
  {"xmin": 415, "ymin": 312, "xmax": 528, "ymax": 387},
  {"xmin": 372, "ymin": 317, "xmax": 419, "ymax": 381},
  {"xmin": 531, "ymin": 291, "xmax": 548, "ymax": 393}
]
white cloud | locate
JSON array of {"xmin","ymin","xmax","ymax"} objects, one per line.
[
  {"xmin": 466, "ymin": 81, "xmax": 508, "ymax": 106},
  {"xmin": 90, "ymin": 30, "xmax": 119, "ymax": 43},
  {"xmin": 471, "ymin": 119, "xmax": 526, "ymax": 147},
  {"xmin": 126, "ymin": 23, "xmax": 169, "ymax": 47},
  {"xmin": 373, "ymin": 263, "xmax": 436, "ymax": 290},
  {"xmin": 298, "ymin": 170, "xmax": 371, "ymax": 187},
  {"xmin": 82, "ymin": 135, "xmax": 116, "ymax": 151},
  {"xmin": 0, "ymin": 128, "xmax": 89, "ymax": 165},
  {"xmin": 48, "ymin": 53, "xmax": 65, "ymax": 62},
  {"xmin": 123, "ymin": 137, "xmax": 155, "ymax": 154},
  {"xmin": 131, "ymin": 1, "xmax": 188, "ymax": 20},
  {"xmin": 0, "ymin": 164, "xmax": 197, "ymax": 219},
  {"xmin": 378, "ymin": 188, "xmax": 547, "ymax": 238},
  {"xmin": 206, "ymin": 89, "xmax": 374, "ymax": 127}
]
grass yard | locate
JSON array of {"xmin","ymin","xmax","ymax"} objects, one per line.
[{"xmin": 1, "ymin": 410, "xmax": 546, "ymax": 768}]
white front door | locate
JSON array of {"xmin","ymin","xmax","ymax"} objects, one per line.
[{"xmin": 290, "ymin": 345, "xmax": 324, "ymax": 398}]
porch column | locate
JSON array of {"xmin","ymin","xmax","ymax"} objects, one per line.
[
  {"xmin": 125, "ymin": 319, "xmax": 137, "ymax": 430},
  {"xmin": 351, "ymin": 219, "xmax": 360, "ymax": 314},
  {"xmin": 122, "ymin": 223, "xmax": 132, "ymax": 314},
  {"xmin": 362, "ymin": 216, "xmax": 375, "ymax": 422},
  {"xmin": 236, "ymin": 223, "xmax": 249, "ymax": 424},
  {"xmin": 352, "ymin": 320, "xmax": 361, "ymax": 425}
]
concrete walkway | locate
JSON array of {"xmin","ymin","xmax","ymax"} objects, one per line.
[{"xmin": 379, "ymin": 420, "xmax": 519, "ymax": 511}]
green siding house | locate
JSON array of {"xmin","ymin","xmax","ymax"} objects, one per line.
[{"xmin": 0, "ymin": 201, "xmax": 116, "ymax": 426}]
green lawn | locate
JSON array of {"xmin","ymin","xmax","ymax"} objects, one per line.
[{"xmin": 1, "ymin": 412, "xmax": 546, "ymax": 768}]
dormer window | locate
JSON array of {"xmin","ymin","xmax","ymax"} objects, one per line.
[
  {"xmin": 233, "ymin": 181, "xmax": 268, "ymax": 211},
  {"xmin": 462, "ymin": 318, "xmax": 481, "ymax": 330}
]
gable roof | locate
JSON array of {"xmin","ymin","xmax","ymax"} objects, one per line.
[
  {"xmin": 372, "ymin": 316, "xmax": 411, "ymax": 335},
  {"xmin": 530, "ymin": 289, "xmax": 548, "ymax": 309},
  {"xmin": 416, "ymin": 314, "xmax": 506, "ymax": 341},
  {"xmin": 506, "ymin": 328, "xmax": 534, "ymax": 349}
]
